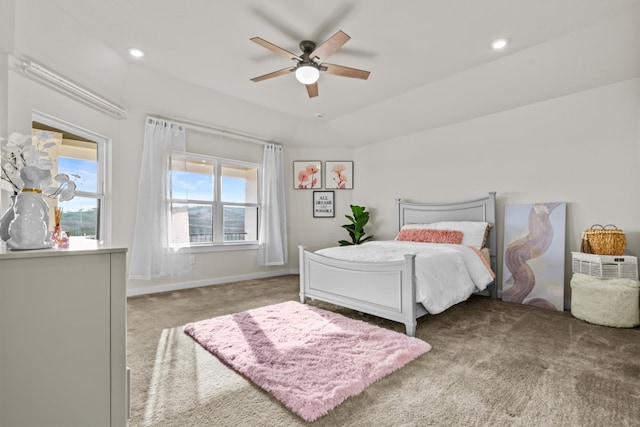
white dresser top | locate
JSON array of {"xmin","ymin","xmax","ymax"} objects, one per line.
[{"xmin": 0, "ymin": 237, "xmax": 126, "ymax": 260}]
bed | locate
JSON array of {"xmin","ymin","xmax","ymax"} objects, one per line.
[{"xmin": 299, "ymin": 192, "xmax": 497, "ymax": 336}]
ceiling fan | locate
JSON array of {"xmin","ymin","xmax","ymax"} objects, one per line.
[{"xmin": 250, "ymin": 30, "xmax": 371, "ymax": 98}]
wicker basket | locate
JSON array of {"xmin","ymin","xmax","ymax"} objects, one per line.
[{"xmin": 580, "ymin": 224, "xmax": 626, "ymax": 256}]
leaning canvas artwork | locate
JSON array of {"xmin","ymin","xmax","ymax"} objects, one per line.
[{"xmin": 502, "ymin": 202, "xmax": 566, "ymax": 311}]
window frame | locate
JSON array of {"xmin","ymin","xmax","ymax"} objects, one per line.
[
  {"xmin": 32, "ymin": 111, "xmax": 109, "ymax": 244},
  {"xmin": 170, "ymin": 150, "xmax": 261, "ymax": 252}
]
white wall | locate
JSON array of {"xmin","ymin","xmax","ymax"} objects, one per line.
[
  {"xmin": 6, "ymin": 63, "xmax": 304, "ymax": 295},
  {"xmin": 4, "ymin": 0, "xmax": 303, "ymax": 296},
  {"xmin": 4, "ymin": 0, "xmax": 640, "ymax": 303},
  {"xmin": 0, "ymin": 0, "xmax": 14, "ymax": 146},
  {"xmin": 351, "ymin": 78, "xmax": 640, "ymax": 306},
  {"xmin": 285, "ymin": 147, "xmax": 356, "ymax": 254}
]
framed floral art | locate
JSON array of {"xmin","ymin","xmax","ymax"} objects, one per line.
[
  {"xmin": 293, "ymin": 161, "xmax": 322, "ymax": 189},
  {"xmin": 325, "ymin": 161, "xmax": 353, "ymax": 189}
]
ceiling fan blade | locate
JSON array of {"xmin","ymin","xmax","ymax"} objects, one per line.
[
  {"xmin": 306, "ymin": 82, "xmax": 319, "ymax": 98},
  {"xmin": 251, "ymin": 7, "xmax": 305, "ymax": 42},
  {"xmin": 250, "ymin": 37, "xmax": 301, "ymax": 61},
  {"xmin": 250, "ymin": 67, "xmax": 295, "ymax": 82},
  {"xmin": 310, "ymin": 4, "xmax": 355, "ymax": 43},
  {"xmin": 309, "ymin": 30, "xmax": 350, "ymax": 63},
  {"xmin": 323, "ymin": 63, "xmax": 370, "ymax": 80}
]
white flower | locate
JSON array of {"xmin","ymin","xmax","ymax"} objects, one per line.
[
  {"xmin": 1, "ymin": 132, "xmax": 79, "ymax": 201},
  {"xmin": 45, "ymin": 173, "xmax": 78, "ymax": 202}
]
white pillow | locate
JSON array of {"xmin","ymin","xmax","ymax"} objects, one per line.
[{"xmin": 401, "ymin": 221, "xmax": 491, "ymax": 249}]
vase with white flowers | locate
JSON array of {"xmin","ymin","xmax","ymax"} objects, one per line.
[{"xmin": 0, "ymin": 131, "xmax": 79, "ymax": 249}]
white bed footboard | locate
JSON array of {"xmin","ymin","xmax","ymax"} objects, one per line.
[{"xmin": 299, "ymin": 245, "xmax": 424, "ymax": 337}]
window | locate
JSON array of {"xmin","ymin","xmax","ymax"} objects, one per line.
[
  {"xmin": 32, "ymin": 115, "xmax": 106, "ymax": 243},
  {"xmin": 169, "ymin": 152, "xmax": 260, "ymax": 248}
]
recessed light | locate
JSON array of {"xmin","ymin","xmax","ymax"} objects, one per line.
[
  {"xmin": 314, "ymin": 113, "xmax": 325, "ymax": 118},
  {"xmin": 128, "ymin": 48, "xmax": 145, "ymax": 58},
  {"xmin": 491, "ymin": 38, "xmax": 508, "ymax": 50}
]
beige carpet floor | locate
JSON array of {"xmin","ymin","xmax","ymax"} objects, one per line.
[{"xmin": 127, "ymin": 275, "xmax": 640, "ymax": 426}]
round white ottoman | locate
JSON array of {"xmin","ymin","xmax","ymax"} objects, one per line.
[{"xmin": 570, "ymin": 273, "xmax": 640, "ymax": 328}]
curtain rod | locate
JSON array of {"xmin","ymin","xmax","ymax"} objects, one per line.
[
  {"xmin": 147, "ymin": 114, "xmax": 275, "ymax": 146},
  {"xmin": 20, "ymin": 57, "xmax": 127, "ymax": 119}
]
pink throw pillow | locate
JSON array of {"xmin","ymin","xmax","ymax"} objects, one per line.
[{"xmin": 396, "ymin": 229, "xmax": 464, "ymax": 244}]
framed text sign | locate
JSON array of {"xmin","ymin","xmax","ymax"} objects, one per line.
[{"xmin": 313, "ymin": 191, "xmax": 335, "ymax": 218}]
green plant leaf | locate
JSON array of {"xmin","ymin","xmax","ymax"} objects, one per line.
[{"xmin": 339, "ymin": 204, "xmax": 374, "ymax": 245}]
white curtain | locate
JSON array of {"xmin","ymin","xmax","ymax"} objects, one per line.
[
  {"xmin": 128, "ymin": 118, "xmax": 191, "ymax": 279},
  {"xmin": 257, "ymin": 143, "xmax": 287, "ymax": 265}
]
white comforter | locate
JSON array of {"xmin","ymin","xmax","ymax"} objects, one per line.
[{"xmin": 315, "ymin": 241, "xmax": 495, "ymax": 314}]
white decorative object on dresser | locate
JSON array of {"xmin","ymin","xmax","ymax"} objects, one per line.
[{"xmin": 0, "ymin": 241, "xmax": 128, "ymax": 427}]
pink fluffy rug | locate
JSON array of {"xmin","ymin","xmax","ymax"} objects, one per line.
[{"xmin": 184, "ymin": 301, "xmax": 431, "ymax": 422}]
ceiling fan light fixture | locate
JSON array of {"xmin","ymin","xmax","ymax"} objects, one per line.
[
  {"xmin": 128, "ymin": 47, "xmax": 145, "ymax": 58},
  {"xmin": 295, "ymin": 64, "xmax": 320, "ymax": 85},
  {"xmin": 491, "ymin": 38, "xmax": 508, "ymax": 50},
  {"xmin": 250, "ymin": 30, "xmax": 370, "ymax": 97}
]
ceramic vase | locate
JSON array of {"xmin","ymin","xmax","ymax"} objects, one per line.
[
  {"xmin": 0, "ymin": 194, "xmax": 16, "ymax": 242},
  {"xmin": 5, "ymin": 166, "xmax": 54, "ymax": 250}
]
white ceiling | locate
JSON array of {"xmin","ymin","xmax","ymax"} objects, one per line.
[{"xmin": 50, "ymin": 0, "xmax": 640, "ymax": 147}]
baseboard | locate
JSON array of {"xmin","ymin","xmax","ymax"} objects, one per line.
[{"xmin": 127, "ymin": 268, "xmax": 299, "ymax": 297}]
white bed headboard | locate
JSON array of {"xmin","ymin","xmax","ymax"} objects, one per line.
[{"xmin": 396, "ymin": 192, "xmax": 497, "ymax": 292}]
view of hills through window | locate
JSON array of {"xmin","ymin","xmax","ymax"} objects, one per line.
[
  {"xmin": 186, "ymin": 205, "xmax": 249, "ymax": 242},
  {"xmin": 59, "ymin": 160, "xmax": 252, "ymax": 242},
  {"xmin": 171, "ymin": 164, "xmax": 258, "ymax": 243},
  {"xmin": 57, "ymin": 157, "xmax": 99, "ymax": 238},
  {"xmin": 30, "ymin": 122, "xmax": 107, "ymax": 242}
]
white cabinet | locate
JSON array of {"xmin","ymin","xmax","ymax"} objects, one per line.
[{"xmin": 0, "ymin": 243, "xmax": 127, "ymax": 427}]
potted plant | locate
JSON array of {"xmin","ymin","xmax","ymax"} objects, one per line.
[{"xmin": 339, "ymin": 205, "xmax": 373, "ymax": 246}]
